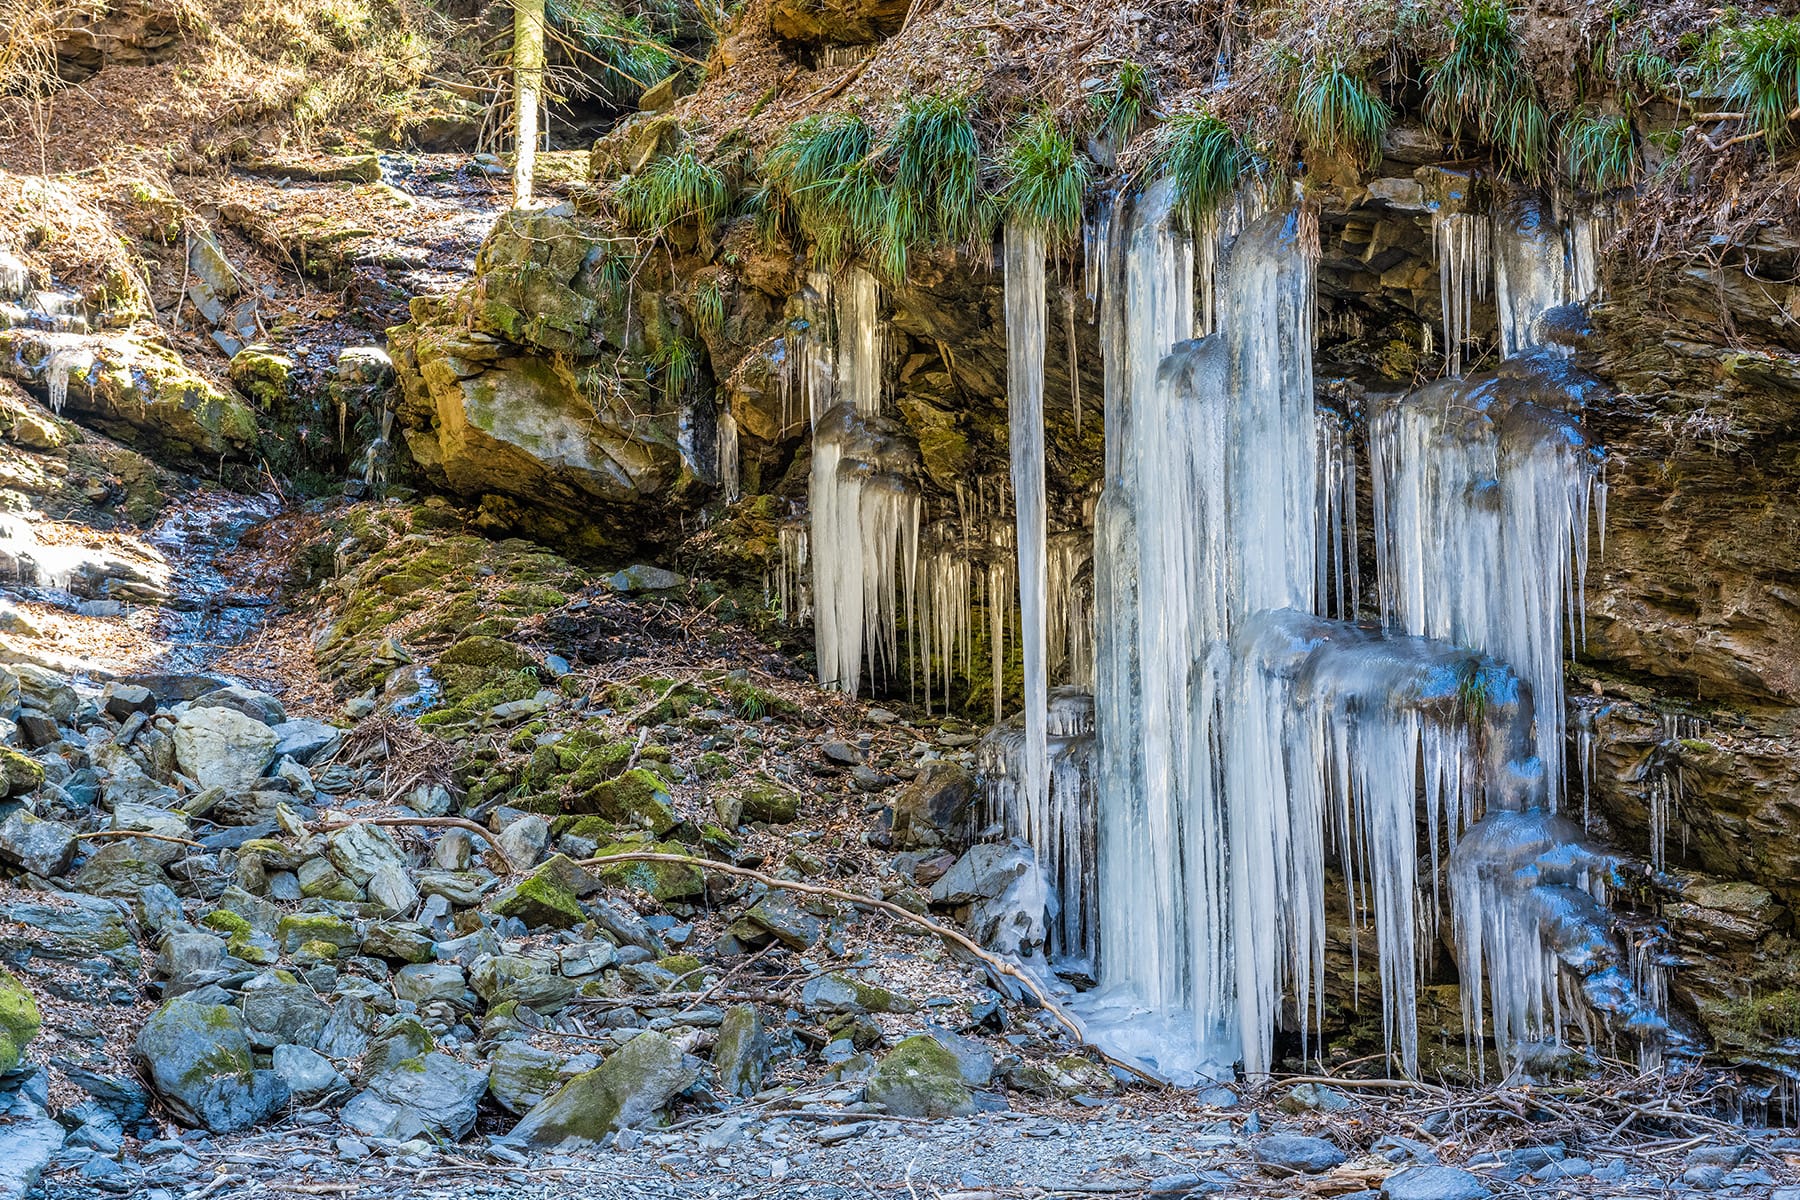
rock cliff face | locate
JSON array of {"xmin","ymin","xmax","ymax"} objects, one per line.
[{"xmin": 380, "ymin": 82, "xmax": 1800, "ymax": 1071}]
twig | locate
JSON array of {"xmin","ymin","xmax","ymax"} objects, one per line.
[
  {"xmin": 75, "ymin": 829, "xmax": 205, "ymax": 849},
  {"xmin": 1269, "ymin": 1074, "xmax": 1447, "ymax": 1097},
  {"xmin": 308, "ymin": 816, "xmax": 515, "ymax": 868},
  {"xmin": 579, "ymin": 850, "xmax": 1167, "ymax": 1088}
]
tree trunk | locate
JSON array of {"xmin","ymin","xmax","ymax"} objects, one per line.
[{"xmin": 512, "ymin": 0, "xmax": 545, "ymax": 206}]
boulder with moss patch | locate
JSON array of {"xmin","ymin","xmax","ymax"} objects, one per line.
[
  {"xmin": 507, "ymin": 1030, "xmax": 696, "ymax": 1149},
  {"xmin": 590, "ymin": 840, "xmax": 705, "ymax": 901},
  {"xmin": 568, "ymin": 765, "xmax": 679, "ymax": 833},
  {"xmin": 865, "ymin": 1034, "xmax": 975, "ymax": 1118},
  {"xmin": 491, "ymin": 866, "xmax": 586, "ymax": 929},
  {"xmin": 133, "ymin": 997, "xmax": 290, "ymax": 1132},
  {"xmin": 0, "ymin": 966, "xmax": 41, "ymax": 1074},
  {"xmin": 739, "ymin": 779, "xmax": 801, "ymax": 825}
]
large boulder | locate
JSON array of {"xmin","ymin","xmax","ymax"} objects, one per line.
[
  {"xmin": 887, "ymin": 760, "xmax": 976, "ymax": 850},
  {"xmin": 0, "ymin": 1119, "xmax": 64, "ymax": 1200},
  {"xmin": 0, "ymin": 810, "xmax": 76, "ymax": 877},
  {"xmin": 172, "ymin": 706, "xmax": 278, "ymax": 792},
  {"xmin": 340, "ymin": 1018, "xmax": 488, "ymax": 1141},
  {"xmin": 0, "ymin": 328, "xmax": 258, "ymax": 462},
  {"xmin": 768, "ymin": 0, "xmax": 909, "ymax": 43},
  {"xmin": 864, "ymin": 1035, "xmax": 974, "ymax": 1118},
  {"xmin": 133, "ymin": 997, "xmax": 291, "ymax": 1132},
  {"xmin": 709, "ymin": 1004, "xmax": 767, "ymax": 1098},
  {"xmin": 0, "ymin": 966, "xmax": 41, "ymax": 1074},
  {"xmin": 507, "ymin": 1031, "xmax": 696, "ymax": 1149}
]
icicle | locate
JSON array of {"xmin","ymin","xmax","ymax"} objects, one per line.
[
  {"xmin": 1064, "ymin": 288, "xmax": 1082, "ymax": 435},
  {"xmin": 1494, "ymin": 198, "xmax": 1571, "ymax": 359},
  {"xmin": 1369, "ymin": 357, "xmax": 1603, "ymax": 813},
  {"xmin": 40, "ymin": 334, "xmax": 96, "ymax": 415},
  {"xmin": 1004, "ymin": 222, "xmax": 1051, "ymax": 858},
  {"xmin": 1432, "ymin": 209, "xmax": 1490, "ymax": 376},
  {"xmin": 837, "ymin": 266, "xmax": 883, "ymax": 416},
  {"xmin": 716, "ymin": 405, "xmax": 740, "ymax": 503}
]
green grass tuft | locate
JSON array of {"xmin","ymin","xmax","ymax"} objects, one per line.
[
  {"xmin": 619, "ymin": 149, "xmax": 731, "ymax": 241},
  {"xmin": 1724, "ymin": 17, "xmax": 1800, "ymax": 151},
  {"xmin": 1153, "ymin": 111, "xmax": 1245, "ymax": 230},
  {"xmin": 997, "ymin": 110, "xmax": 1090, "ymax": 246},
  {"xmin": 888, "ymin": 92, "xmax": 987, "ymax": 249},
  {"xmin": 1561, "ymin": 112, "xmax": 1639, "ymax": 192},
  {"xmin": 693, "ymin": 279, "xmax": 726, "ymax": 335},
  {"xmin": 1291, "ymin": 55, "xmax": 1393, "ymax": 168},
  {"xmin": 650, "ymin": 330, "xmax": 699, "ymax": 399},
  {"xmin": 1091, "ymin": 61, "xmax": 1154, "ymax": 145},
  {"xmin": 1425, "ymin": 0, "xmax": 1553, "ymax": 178}
]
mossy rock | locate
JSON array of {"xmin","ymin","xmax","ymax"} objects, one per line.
[
  {"xmin": 440, "ymin": 635, "xmax": 538, "ymax": 672},
  {"xmin": 491, "ymin": 867, "xmax": 585, "ymax": 929},
  {"xmin": 658, "ymin": 953, "xmax": 704, "ymax": 982},
  {"xmin": 591, "ymin": 840, "xmax": 705, "ymax": 901},
  {"xmin": 0, "ymin": 747, "xmax": 45, "ymax": 797},
  {"xmin": 567, "ymin": 766, "xmax": 678, "ymax": 834},
  {"xmin": 739, "ymin": 779, "xmax": 800, "ymax": 825},
  {"xmin": 227, "ymin": 346, "xmax": 293, "ymax": 409},
  {"xmin": 0, "ymin": 966, "xmax": 41, "ymax": 1074},
  {"xmin": 201, "ymin": 909, "xmax": 253, "ymax": 937},
  {"xmin": 865, "ymin": 1035, "xmax": 974, "ymax": 1118},
  {"xmin": 508, "ymin": 1030, "xmax": 698, "ymax": 1149},
  {"xmin": 275, "ymin": 913, "xmax": 358, "ymax": 954}
]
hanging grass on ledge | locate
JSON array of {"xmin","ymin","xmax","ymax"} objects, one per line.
[
  {"xmin": 618, "ymin": 150, "xmax": 731, "ymax": 241},
  {"xmin": 1723, "ymin": 16, "xmax": 1800, "ymax": 152},
  {"xmin": 888, "ymin": 92, "xmax": 986, "ymax": 250},
  {"xmin": 1561, "ymin": 112, "xmax": 1639, "ymax": 193},
  {"xmin": 1153, "ymin": 111, "xmax": 1245, "ymax": 231},
  {"xmin": 997, "ymin": 110, "xmax": 1090, "ymax": 246},
  {"xmin": 758, "ymin": 96, "xmax": 994, "ymax": 282},
  {"xmin": 1091, "ymin": 61, "xmax": 1154, "ymax": 146},
  {"xmin": 1424, "ymin": 0, "xmax": 1554, "ymax": 179},
  {"xmin": 1291, "ymin": 56, "xmax": 1392, "ymax": 168}
]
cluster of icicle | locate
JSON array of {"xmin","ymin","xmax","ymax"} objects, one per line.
[{"xmin": 975, "ymin": 181, "xmax": 1655, "ymax": 1086}]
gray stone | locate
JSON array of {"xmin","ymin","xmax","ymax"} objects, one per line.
[
  {"xmin": 1381, "ymin": 1167, "xmax": 1491, "ymax": 1200},
  {"xmin": 926, "ymin": 1026, "xmax": 994, "ymax": 1087},
  {"xmin": 133, "ymin": 997, "xmax": 291, "ymax": 1132},
  {"xmin": 710, "ymin": 1004, "xmax": 766, "ymax": 1098},
  {"xmin": 887, "ymin": 760, "xmax": 975, "ymax": 849},
  {"xmin": 101, "ymin": 683, "xmax": 156, "ymax": 719},
  {"xmin": 738, "ymin": 894, "xmax": 821, "ymax": 950},
  {"xmin": 366, "ymin": 862, "xmax": 419, "ymax": 916},
  {"xmin": 172, "ymin": 707, "xmax": 278, "ymax": 792},
  {"xmin": 0, "ymin": 809, "xmax": 75, "ymax": 876},
  {"xmin": 12, "ymin": 665, "xmax": 74, "ymax": 723},
  {"xmin": 240, "ymin": 972, "xmax": 330, "ymax": 1049},
  {"xmin": 341, "ymin": 1019, "xmax": 488, "ymax": 1141},
  {"xmin": 271, "ymin": 719, "xmax": 342, "ymax": 765},
  {"xmin": 497, "ymin": 815, "xmax": 549, "ymax": 869},
  {"xmin": 1256, "ymin": 1134, "xmax": 1348, "ymax": 1174},
  {"xmin": 487, "ymin": 1040, "xmax": 565, "ymax": 1115},
  {"xmin": 930, "ymin": 843, "xmax": 1032, "ymax": 904},
  {"xmin": 325, "ymin": 823, "xmax": 408, "ymax": 887},
  {"xmin": 154, "ymin": 928, "xmax": 228, "ymax": 993},
  {"xmin": 361, "ymin": 922, "xmax": 435, "ymax": 964},
  {"xmin": 192, "ymin": 684, "xmax": 285, "ymax": 726},
  {"xmin": 0, "ymin": 1118, "xmax": 64, "ymax": 1200},
  {"xmin": 799, "ymin": 972, "xmax": 914, "ymax": 1015},
  {"xmin": 469, "ymin": 953, "xmax": 577, "ymax": 1013},
  {"xmin": 272, "ymin": 1044, "xmax": 348, "ymax": 1103},
  {"xmin": 394, "ymin": 962, "xmax": 465, "ymax": 1005},
  {"xmin": 508, "ymin": 1031, "xmax": 697, "ymax": 1149}
]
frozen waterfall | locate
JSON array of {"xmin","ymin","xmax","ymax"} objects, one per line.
[{"xmin": 1004, "ymin": 223, "xmax": 1051, "ymax": 858}]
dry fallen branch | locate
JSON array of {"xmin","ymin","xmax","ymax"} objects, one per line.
[
  {"xmin": 75, "ymin": 829, "xmax": 206, "ymax": 849},
  {"xmin": 308, "ymin": 815, "xmax": 516, "ymax": 868},
  {"xmin": 578, "ymin": 849, "xmax": 1168, "ymax": 1088}
]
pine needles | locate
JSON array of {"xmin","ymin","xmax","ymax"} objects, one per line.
[
  {"xmin": 1291, "ymin": 56, "xmax": 1393, "ymax": 168},
  {"xmin": 1723, "ymin": 16, "xmax": 1800, "ymax": 151},
  {"xmin": 1424, "ymin": 0, "xmax": 1553, "ymax": 178},
  {"xmin": 1153, "ymin": 112, "xmax": 1245, "ymax": 231},
  {"xmin": 997, "ymin": 110, "xmax": 1090, "ymax": 247}
]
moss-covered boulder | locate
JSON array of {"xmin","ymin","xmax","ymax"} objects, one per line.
[
  {"xmin": 0, "ymin": 747, "xmax": 44, "ymax": 797},
  {"xmin": 491, "ymin": 866, "xmax": 585, "ymax": 929},
  {"xmin": 275, "ymin": 912, "xmax": 358, "ymax": 954},
  {"xmin": 568, "ymin": 766, "xmax": 678, "ymax": 834},
  {"xmin": 739, "ymin": 778, "xmax": 800, "ymax": 825},
  {"xmin": 0, "ymin": 328, "xmax": 259, "ymax": 462},
  {"xmin": 0, "ymin": 966, "xmax": 41, "ymax": 1074},
  {"xmin": 132, "ymin": 997, "xmax": 290, "ymax": 1132},
  {"xmin": 864, "ymin": 1035, "xmax": 974, "ymax": 1118},
  {"xmin": 227, "ymin": 346, "xmax": 293, "ymax": 409},
  {"xmin": 590, "ymin": 840, "xmax": 705, "ymax": 901},
  {"xmin": 799, "ymin": 971, "xmax": 915, "ymax": 1015},
  {"xmin": 507, "ymin": 1030, "xmax": 697, "ymax": 1149}
]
